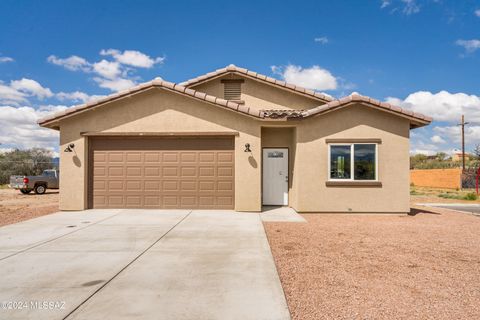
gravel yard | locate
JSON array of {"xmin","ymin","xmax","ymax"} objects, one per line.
[
  {"xmin": 264, "ymin": 205, "xmax": 480, "ymax": 320},
  {"xmin": 0, "ymin": 188, "xmax": 59, "ymax": 227}
]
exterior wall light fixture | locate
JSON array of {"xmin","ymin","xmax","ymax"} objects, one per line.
[
  {"xmin": 64, "ymin": 143, "xmax": 75, "ymax": 152},
  {"xmin": 244, "ymin": 143, "xmax": 251, "ymax": 152}
]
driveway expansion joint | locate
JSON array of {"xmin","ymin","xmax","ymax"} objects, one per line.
[
  {"xmin": 0, "ymin": 211, "xmax": 122, "ymax": 262},
  {"xmin": 62, "ymin": 210, "xmax": 193, "ymax": 320}
]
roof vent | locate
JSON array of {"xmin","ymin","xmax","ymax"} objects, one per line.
[{"xmin": 221, "ymin": 79, "xmax": 243, "ymax": 100}]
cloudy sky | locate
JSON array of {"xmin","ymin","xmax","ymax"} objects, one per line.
[{"xmin": 0, "ymin": 0, "xmax": 479, "ymax": 155}]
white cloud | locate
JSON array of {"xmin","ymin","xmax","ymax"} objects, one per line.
[
  {"xmin": 56, "ymin": 91, "xmax": 105, "ymax": 103},
  {"xmin": 0, "ymin": 105, "xmax": 67, "ymax": 150},
  {"xmin": 10, "ymin": 78, "xmax": 53, "ymax": 99},
  {"xmin": 475, "ymin": 9, "xmax": 480, "ymax": 17},
  {"xmin": 409, "ymin": 138, "xmax": 440, "ymax": 155},
  {"xmin": 0, "ymin": 56, "xmax": 14, "ymax": 63},
  {"xmin": 93, "ymin": 77, "xmax": 136, "ymax": 91},
  {"xmin": 381, "ymin": 0, "xmax": 420, "ymax": 15},
  {"xmin": 314, "ymin": 37, "xmax": 329, "ymax": 44},
  {"xmin": 47, "ymin": 55, "xmax": 91, "ymax": 71},
  {"xmin": 430, "ymin": 135, "xmax": 446, "ymax": 144},
  {"xmin": 0, "ymin": 78, "xmax": 54, "ymax": 105},
  {"xmin": 100, "ymin": 49, "xmax": 164, "ymax": 68},
  {"xmin": 456, "ymin": 39, "xmax": 480, "ymax": 54},
  {"xmin": 271, "ymin": 64, "xmax": 338, "ymax": 91},
  {"xmin": 401, "ymin": 0, "xmax": 420, "ymax": 15},
  {"xmin": 386, "ymin": 91, "xmax": 480, "ymax": 123},
  {"xmin": 48, "ymin": 49, "xmax": 162, "ymax": 92},
  {"xmin": 92, "ymin": 60, "xmax": 122, "ymax": 79},
  {"xmin": 433, "ymin": 125, "xmax": 480, "ymax": 144},
  {"xmin": 0, "ymin": 83, "xmax": 28, "ymax": 105}
]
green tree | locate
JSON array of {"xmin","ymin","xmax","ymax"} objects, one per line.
[
  {"xmin": 472, "ymin": 144, "xmax": 480, "ymax": 159},
  {"xmin": 435, "ymin": 152, "xmax": 448, "ymax": 161},
  {"xmin": 0, "ymin": 148, "xmax": 55, "ymax": 184}
]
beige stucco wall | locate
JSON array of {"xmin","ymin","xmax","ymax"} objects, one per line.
[
  {"xmin": 58, "ymin": 88, "xmax": 262, "ymax": 211},
  {"xmin": 292, "ymin": 104, "xmax": 411, "ymax": 213},
  {"xmin": 191, "ymin": 75, "xmax": 322, "ymax": 111},
  {"xmin": 55, "ymin": 89, "xmax": 412, "ymax": 213}
]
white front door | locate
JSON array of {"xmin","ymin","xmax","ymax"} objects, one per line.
[{"xmin": 262, "ymin": 148, "xmax": 289, "ymax": 205}]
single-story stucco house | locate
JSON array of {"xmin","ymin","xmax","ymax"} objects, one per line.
[{"xmin": 38, "ymin": 64, "xmax": 431, "ymax": 213}]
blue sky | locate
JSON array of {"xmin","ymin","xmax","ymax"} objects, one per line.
[{"xmin": 0, "ymin": 0, "xmax": 479, "ymax": 155}]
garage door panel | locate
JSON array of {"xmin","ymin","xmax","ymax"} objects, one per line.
[
  {"xmin": 180, "ymin": 152, "xmax": 197, "ymax": 162},
  {"xmin": 217, "ymin": 196, "xmax": 234, "ymax": 206},
  {"xmin": 217, "ymin": 181, "xmax": 233, "ymax": 191},
  {"xmin": 144, "ymin": 152, "xmax": 161, "ymax": 163},
  {"xmin": 108, "ymin": 153, "xmax": 124, "ymax": 162},
  {"xmin": 217, "ymin": 152, "xmax": 233, "ymax": 162},
  {"xmin": 126, "ymin": 180, "xmax": 142, "ymax": 191},
  {"xmin": 199, "ymin": 152, "xmax": 215, "ymax": 163},
  {"xmin": 163, "ymin": 180, "xmax": 179, "ymax": 192},
  {"xmin": 163, "ymin": 196, "xmax": 178, "ymax": 207},
  {"xmin": 126, "ymin": 167, "xmax": 142, "ymax": 177},
  {"xmin": 180, "ymin": 181, "xmax": 197, "ymax": 191},
  {"xmin": 162, "ymin": 167, "xmax": 178, "ymax": 177},
  {"xmin": 93, "ymin": 180, "xmax": 106, "ymax": 191},
  {"xmin": 199, "ymin": 181, "xmax": 215, "ymax": 191},
  {"xmin": 144, "ymin": 196, "xmax": 161, "ymax": 206},
  {"xmin": 162, "ymin": 153, "xmax": 178, "ymax": 162},
  {"xmin": 90, "ymin": 137, "xmax": 234, "ymax": 209},
  {"xmin": 144, "ymin": 180, "xmax": 161, "ymax": 191},
  {"xmin": 108, "ymin": 167, "xmax": 124, "ymax": 176},
  {"xmin": 94, "ymin": 167, "xmax": 106, "ymax": 176},
  {"xmin": 94, "ymin": 152, "xmax": 107, "ymax": 162},
  {"xmin": 199, "ymin": 167, "xmax": 215, "ymax": 177},
  {"xmin": 180, "ymin": 167, "xmax": 197, "ymax": 177},
  {"xmin": 217, "ymin": 166, "xmax": 234, "ymax": 177},
  {"xmin": 126, "ymin": 153, "xmax": 142, "ymax": 163},
  {"xmin": 108, "ymin": 195, "xmax": 124, "ymax": 206},
  {"xmin": 144, "ymin": 167, "xmax": 161, "ymax": 176},
  {"xmin": 180, "ymin": 196, "xmax": 197, "ymax": 206},
  {"xmin": 108, "ymin": 180, "xmax": 124, "ymax": 191}
]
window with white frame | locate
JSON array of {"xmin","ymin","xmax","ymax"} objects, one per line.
[{"xmin": 329, "ymin": 144, "xmax": 377, "ymax": 181}]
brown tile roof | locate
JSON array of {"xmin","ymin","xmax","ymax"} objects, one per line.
[
  {"xmin": 299, "ymin": 94, "xmax": 433, "ymax": 128},
  {"xmin": 179, "ymin": 64, "xmax": 333, "ymax": 103},
  {"xmin": 38, "ymin": 80, "xmax": 432, "ymax": 128},
  {"xmin": 38, "ymin": 79, "xmax": 264, "ymax": 127}
]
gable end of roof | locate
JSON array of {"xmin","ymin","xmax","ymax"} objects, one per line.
[
  {"xmin": 38, "ymin": 80, "xmax": 264, "ymax": 128},
  {"xmin": 180, "ymin": 64, "xmax": 333, "ymax": 103},
  {"xmin": 300, "ymin": 94, "xmax": 432, "ymax": 128}
]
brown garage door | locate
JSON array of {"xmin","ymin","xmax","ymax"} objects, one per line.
[{"xmin": 89, "ymin": 136, "xmax": 234, "ymax": 209}]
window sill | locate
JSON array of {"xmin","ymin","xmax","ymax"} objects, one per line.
[{"xmin": 325, "ymin": 181, "xmax": 382, "ymax": 187}]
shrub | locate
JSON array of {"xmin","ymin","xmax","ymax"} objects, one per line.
[{"xmin": 463, "ymin": 193, "xmax": 478, "ymax": 201}]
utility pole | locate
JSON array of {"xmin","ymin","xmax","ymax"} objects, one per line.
[{"xmin": 457, "ymin": 115, "xmax": 470, "ymax": 171}]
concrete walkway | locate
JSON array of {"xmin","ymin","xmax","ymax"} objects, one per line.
[
  {"xmin": 260, "ymin": 206, "xmax": 306, "ymax": 222},
  {"xmin": 0, "ymin": 210, "xmax": 290, "ymax": 320},
  {"xmin": 417, "ymin": 203, "xmax": 480, "ymax": 216}
]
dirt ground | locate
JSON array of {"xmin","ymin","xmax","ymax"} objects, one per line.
[
  {"xmin": 264, "ymin": 204, "xmax": 480, "ymax": 320},
  {"xmin": 0, "ymin": 188, "xmax": 59, "ymax": 227}
]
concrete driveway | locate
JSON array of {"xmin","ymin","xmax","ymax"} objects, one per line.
[{"xmin": 0, "ymin": 209, "xmax": 290, "ymax": 320}]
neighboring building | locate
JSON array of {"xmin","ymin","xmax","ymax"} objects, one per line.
[
  {"xmin": 452, "ymin": 152, "xmax": 472, "ymax": 162},
  {"xmin": 38, "ymin": 65, "xmax": 431, "ymax": 213}
]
